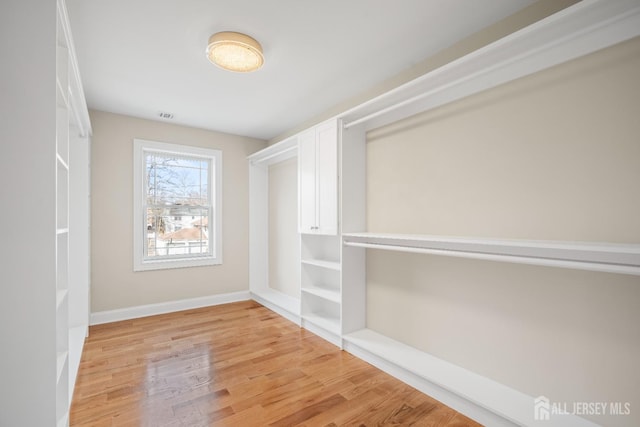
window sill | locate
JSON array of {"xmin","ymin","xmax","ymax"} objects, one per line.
[{"xmin": 134, "ymin": 256, "xmax": 222, "ymax": 272}]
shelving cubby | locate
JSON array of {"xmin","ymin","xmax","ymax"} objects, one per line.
[
  {"xmin": 300, "ymin": 234, "xmax": 341, "ymax": 265},
  {"xmin": 299, "ymin": 233, "xmax": 342, "ymax": 345},
  {"xmin": 301, "ymin": 291, "xmax": 342, "ymax": 346},
  {"xmin": 301, "ymin": 264, "xmax": 341, "ymax": 303}
]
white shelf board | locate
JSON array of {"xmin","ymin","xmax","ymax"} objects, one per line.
[
  {"xmin": 343, "ymin": 232, "xmax": 640, "ymax": 276},
  {"xmin": 56, "ymin": 351, "xmax": 68, "ymax": 384},
  {"xmin": 56, "ymin": 228, "xmax": 69, "ymax": 235},
  {"xmin": 301, "ymin": 287, "xmax": 341, "ymax": 304},
  {"xmin": 247, "ymin": 136, "xmax": 297, "ymax": 166},
  {"xmin": 251, "ymin": 288, "xmax": 300, "ymax": 316},
  {"xmin": 302, "ymin": 313, "xmax": 340, "ymax": 335},
  {"xmin": 301, "ymin": 258, "xmax": 341, "ymax": 271},
  {"xmin": 343, "ymin": 329, "xmax": 597, "ymax": 427}
]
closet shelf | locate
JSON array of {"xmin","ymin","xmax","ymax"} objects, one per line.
[
  {"xmin": 251, "ymin": 288, "xmax": 301, "ymax": 317},
  {"xmin": 302, "ymin": 313, "xmax": 340, "ymax": 335},
  {"xmin": 301, "ymin": 259, "xmax": 341, "ymax": 271},
  {"xmin": 301, "ymin": 287, "xmax": 341, "ymax": 304},
  {"xmin": 247, "ymin": 136, "xmax": 297, "ymax": 166},
  {"xmin": 343, "ymin": 232, "xmax": 640, "ymax": 276},
  {"xmin": 342, "ymin": 329, "xmax": 558, "ymax": 427}
]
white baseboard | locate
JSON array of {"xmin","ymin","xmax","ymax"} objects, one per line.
[{"xmin": 90, "ymin": 291, "xmax": 251, "ymax": 325}]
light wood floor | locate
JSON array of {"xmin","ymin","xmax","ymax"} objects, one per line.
[{"xmin": 70, "ymin": 300, "xmax": 482, "ymax": 426}]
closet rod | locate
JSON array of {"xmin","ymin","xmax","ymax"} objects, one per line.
[
  {"xmin": 342, "ymin": 78, "xmax": 456, "ymax": 130},
  {"xmin": 343, "ymin": 241, "xmax": 640, "ymax": 276}
]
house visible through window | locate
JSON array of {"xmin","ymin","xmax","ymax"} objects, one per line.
[{"xmin": 133, "ymin": 139, "xmax": 222, "ymax": 271}]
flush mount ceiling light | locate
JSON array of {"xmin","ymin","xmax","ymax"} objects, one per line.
[{"xmin": 206, "ymin": 31, "xmax": 264, "ymax": 73}]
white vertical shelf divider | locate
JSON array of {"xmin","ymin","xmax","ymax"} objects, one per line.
[{"xmin": 339, "ymin": 122, "xmax": 367, "ymax": 337}]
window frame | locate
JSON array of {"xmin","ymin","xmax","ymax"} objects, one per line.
[{"xmin": 133, "ymin": 138, "xmax": 222, "ymax": 271}]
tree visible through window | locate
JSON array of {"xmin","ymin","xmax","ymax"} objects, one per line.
[
  {"xmin": 133, "ymin": 139, "xmax": 222, "ymax": 271},
  {"xmin": 145, "ymin": 153, "xmax": 210, "ymax": 258}
]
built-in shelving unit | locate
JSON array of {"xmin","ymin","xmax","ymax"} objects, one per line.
[
  {"xmin": 55, "ymin": 4, "xmax": 71, "ymax": 424},
  {"xmin": 248, "ymin": 1, "xmax": 640, "ymax": 426},
  {"xmin": 55, "ymin": 0, "xmax": 92, "ymax": 425}
]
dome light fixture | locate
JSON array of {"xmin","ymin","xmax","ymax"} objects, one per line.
[{"xmin": 206, "ymin": 31, "xmax": 264, "ymax": 73}]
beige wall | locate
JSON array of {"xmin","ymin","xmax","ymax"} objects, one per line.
[
  {"xmin": 366, "ymin": 36, "xmax": 640, "ymax": 427},
  {"xmin": 268, "ymin": 157, "xmax": 300, "ymax": 297},
  {"xmin": 90, "ymin": 110, "xmax": 266, "ymax": 312}
]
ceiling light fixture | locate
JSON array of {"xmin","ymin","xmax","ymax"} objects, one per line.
[{"xmin": 206, "ymin": 31, "xmax": 264, "ymax": 73}]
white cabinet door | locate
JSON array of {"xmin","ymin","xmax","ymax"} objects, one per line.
[
  {"xmin": 298, "ymin": 129, "xmax": 317, "ymax": 233},
  {"xmin": 316, "ymin": 121, "xmax": 338, "ymax": 235},
  {"xmin": 298, "ymin": 120, "xmax": 338, "ymax": 235}
]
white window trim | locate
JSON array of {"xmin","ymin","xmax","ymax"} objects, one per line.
[{"xmin": 133, "ymin": 138, "xmax": 222, "ymax": 271}]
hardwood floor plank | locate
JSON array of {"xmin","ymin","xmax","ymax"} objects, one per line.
[
  {"xmin": 70, "ymin": 301, "xmax": 482, "ymax": 426},
  {"xmin": 268, "ymin": 393, "xmax": 348, "ymax": 427}
]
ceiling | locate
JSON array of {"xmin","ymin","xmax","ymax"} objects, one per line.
[{"xmin": 67, "ymin": 0, "xmax": 536, "ymax": 141}]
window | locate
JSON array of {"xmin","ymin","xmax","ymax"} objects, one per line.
[{"xmin": 133, "ymin": 139, "xmax": 222, "ymax": 271}]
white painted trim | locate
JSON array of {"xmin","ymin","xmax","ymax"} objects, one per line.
[
  {"xmin": 343, "ymin": 329, "xmax": 599, "ymax": 427},
  {"xmin": 90, "ymin": 291, "xmax": 250, "ymax": 325}
]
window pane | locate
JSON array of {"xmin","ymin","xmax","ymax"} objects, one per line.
[
  {"xmin": 134, "ymin": 139, "xmax": 221, "ymax": 271},
  {"xmin": 145, "ymin": 153, "xmax": 209, "ymax": 205},
  {"xmin": 146, "ymin": 206, "xmax": 210, "ymax": 258}
]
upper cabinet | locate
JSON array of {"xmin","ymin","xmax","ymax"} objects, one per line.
[{"xmin": 298, "ymin": 119, "xmax": 338, "ymax": 235}]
